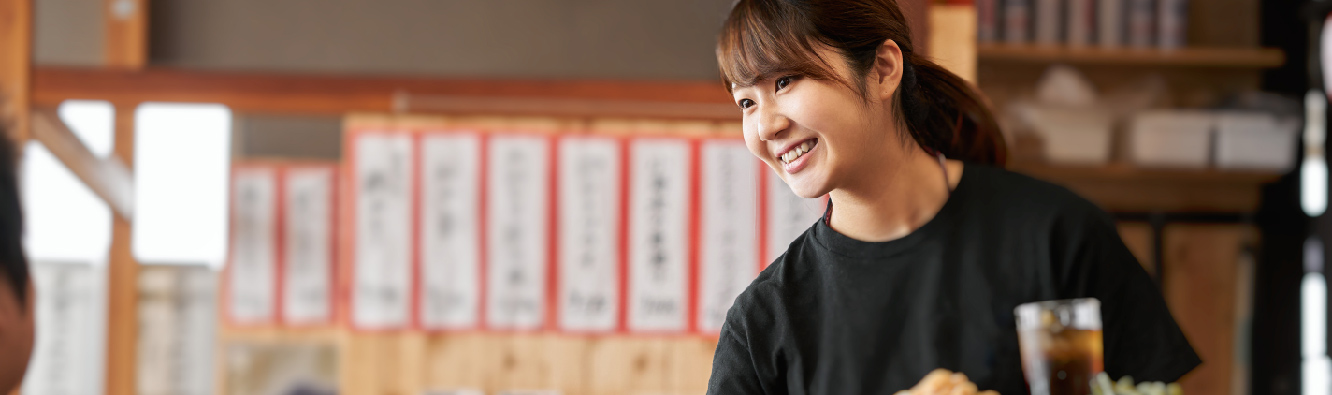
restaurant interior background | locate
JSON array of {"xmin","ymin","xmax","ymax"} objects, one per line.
[{"xmin": 0, "ymin": 0, "xmax": 1324, "ymax": 394}]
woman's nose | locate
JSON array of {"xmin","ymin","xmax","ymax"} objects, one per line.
[{"xmin": 754, "ymin": 105, "xmax": 790, "ymax": 142}]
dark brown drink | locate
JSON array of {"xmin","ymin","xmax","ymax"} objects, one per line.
[
  {"xmin": 1016, "ymin": 299, "xmax": 1105, "ymax": 395},
  {"xmin": 1019, "ymin": 329, "xmax": 1104, "ymax": 395}
]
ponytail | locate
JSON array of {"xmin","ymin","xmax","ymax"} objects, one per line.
[{"xmin": 899, "ymin": 56, "xmax": 1007, "ymax": 166}]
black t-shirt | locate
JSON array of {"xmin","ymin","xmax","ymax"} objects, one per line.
[{"xmin": 707, "ymin": 165, "xmax": 1201, "ymax": 395}]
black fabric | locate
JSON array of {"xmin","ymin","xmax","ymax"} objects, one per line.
[{"xmin": 707, "ymin": 165, "xmax": 1201, "ymax": 395}]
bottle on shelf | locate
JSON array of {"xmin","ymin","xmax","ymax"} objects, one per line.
[
  {"xmin": 978, "ymin": 0, "xmax": 1000, "ymax": 43},
  {"xmin": 1005, "ymin": 0, "xmax": 1033, "ymax": 44},
  {"xmin": 1157, "ymin": 0, "xmax": 1189, "ymax": 50},
  {"xmin": 1097, "ymin": 0, "xmax": 1125, "ymax": 47},
  {"xmin": 1067, "ymin": 0, "xmax": 1097, "ymax": 47},
  {"xmin": 1034, "ymin": 0, "xmax": 1063, "ymax": 45},
  {"xmin": 1127, "ymin": 0, "xmax": 1155, "ymax": 48}
]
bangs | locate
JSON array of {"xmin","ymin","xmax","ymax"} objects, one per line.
[{"xmin": 716, "ymin": 0, "xmax": 841, "ymax": 93}]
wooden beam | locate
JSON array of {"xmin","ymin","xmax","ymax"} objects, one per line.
[
  {"xmin": 978, "ymin": 44, "xmax": 1285, "ymax": 68},
  {"xmin": 104, "ymin": 0, "xmax": 148, "ymax": 67},
  {"xmin": 0, "ymin": 0, "xmax": 32, "ymax": 144},
  {"xmin": 30, "ymin": 109, "xmax": 134, "ymax": 220},
  {"xmin": 105, "ymin": 104, "xmax": 137, "ymax": 395},
  {"xmin": 32, "ymin": 66, "xmax": 738, "ymax": 120}
]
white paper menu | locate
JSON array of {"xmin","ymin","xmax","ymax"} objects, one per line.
[
  {"xmin": 137, "ymin": 266, "xmax": 216, "ymax": 395},
  {"xmin": 627, "ymin": 139, "xmax": 691, "ymax": 332},
  {"xmin": 283, "ymin": 167, "xmax": 336, "ymax": 325},
  {"xmin": 420, "ymin": 133, "xmax": 483, "ymax": 330},
  {"xmin": 698, "ymin": 141, "xmax": 760, "ymax": 332},
  {"xmin": 229, "ymin": 168, "xmax": 278, "ymax": 324},
  {"xmin": 764, "ymin": 170, "xmax": 825, "ymax": 265},
  {"xmin": 352, "ymin": 133, "xmax": 415, "ymax": 329},
  {"xmin": 486, "ymin": 136, "xmax": 550, "ymax": 330},
  {"xmin": 25, "ymin": 262, "xmax": 106, "ymax": 395},
  {"xmin": 556, "ymin": 138, "xmax": 621, "ymax": 332}
]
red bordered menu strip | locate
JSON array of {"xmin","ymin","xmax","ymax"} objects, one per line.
[
  {"xmin": 485, "ymin": 135, "xmax": 551, "ymax": 330},
  {"xmin": 227, "ymin": 166, "xmax": 279, "ymax": 325},
  {"xmin": 627, "ymin": 138, "xmax": 692, "ymax": 333},
  {"xmin": 419, "ymin": 132, "xmax": 484, "ymax": 330},
  {"xmin": 281, "ymin": 166, "xmax": 337, "ymax": 325},
  {"xmin": 351, "ymin": 132, "xmax": 415, "ymax": 330},
  {"xmin": 697, "ymin": 140, "xmax": 761, "ymax": 333},
  {"xmin": 555, "ymin": 137, "xmax": 622, "ymax": 332}
]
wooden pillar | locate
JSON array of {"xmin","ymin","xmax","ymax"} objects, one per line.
[
  {"xmin": 105, "ymin": 105, "xmax": 137, "ymax": 395},
  {"xmin": 1, "ymin": 2, "xmax": 31, "ymax": 394},
  {"xmin": 103, "ymin": 0, "xmax": 146, "ymax": 393},
  {"xmin": 929, "ymin": 3, "xmax": 978, "ymax": 82},
  {"xmin": 0, "ymin": 0, "xmax": 32, "ymax": 144},
  {"xmin": 104, "ymin": 0, "xmax": 148, "ymax": 67}
]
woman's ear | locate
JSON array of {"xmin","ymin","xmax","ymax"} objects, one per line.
[{"xmin": 870, "ymin": 39, "xmax": 906, "ymax": 101}]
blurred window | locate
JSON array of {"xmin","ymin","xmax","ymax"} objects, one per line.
[
  {"xmin": 133, "ymin": 103, "xmax": 232, "ymax": 268},
  {"xmin": 22, "ymin": 100, "xmax": 115, "ymax": 264}
]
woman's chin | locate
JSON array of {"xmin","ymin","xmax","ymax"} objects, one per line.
[{"xmin": 785, "ymin": 177, "xmax": 828, "ymax": 199}]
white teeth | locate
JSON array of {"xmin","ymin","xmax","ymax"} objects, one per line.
[{"xmin": 780, "ymin": 140, "xmax": 815, "ymax": 164}]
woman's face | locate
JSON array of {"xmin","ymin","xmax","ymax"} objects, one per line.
[{"xmin": 730, "ymin": 46, "xmax": 904, "ymax": 199}]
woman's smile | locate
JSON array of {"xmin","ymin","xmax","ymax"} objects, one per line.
[{"xmin": 776, "ymin": 138, "xmax": 819, "ymax": 174}]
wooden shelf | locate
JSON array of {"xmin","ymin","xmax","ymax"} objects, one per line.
[
  {"xmin": 1008, "ymin": 162, "xmax": 1286, "ymax": 213},
  {"xmin": 978, "ymin": 44, "xmax": 1285, "ymax": 68}
]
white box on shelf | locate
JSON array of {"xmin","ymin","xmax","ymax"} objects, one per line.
[
  {"xmin": 1128, "ymin": 110, "xmax": 1213, "ymax": 168},
  {"xmin": 1215, "ymin": 111, "xmax": 1300, "ymax": 170},
  {"xmin": 1025, "ymin": 106, "xmax": 1115, "ymax": 165}
]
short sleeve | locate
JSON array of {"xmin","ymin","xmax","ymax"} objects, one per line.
[
  {"xmin": 1051, "ymin": 200, "xmax": 1202, "ymax": 382},
  {"xmin": 707, "ymin": 307, "xmax": 767, "ymax": 395}
]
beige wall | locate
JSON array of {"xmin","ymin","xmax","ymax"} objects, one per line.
[
  {"xmin": 35, "ymin": 0, "xmax": 103, "ymax": 66},
  {"xmin": 36, "ymin": 1, "xmax": 737, "ymax": 159},
  {"xmin": 233, "ymin": 115, "xmax": 342, "ymax": 160},
  {"xmin": 146, "ymin": 0, "xmax": 733, "ymax": 80}
]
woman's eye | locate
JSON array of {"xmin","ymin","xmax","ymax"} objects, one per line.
[
  {"xmin": 776, "ymin": 76, "xmax": 795, "ymax": 91},
  {"xmin": 738, "ymin": 99, "xmax": 755, "ymax": 109}
]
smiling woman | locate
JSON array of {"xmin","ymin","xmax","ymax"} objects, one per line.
[
  {"xmin": 707, "ymin": 1, "xmax": 1201, "ymax": 394},
  {"xmin": 718, "ymin": 0, "xmax": 1005, "ymax": 169}
]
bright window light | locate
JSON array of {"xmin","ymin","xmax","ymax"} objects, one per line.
[
  {"xmin": 132, "ymin": 103, "xmax": 232, "ymax": 267},
  {"xmin": 21, "ymin": 100, "xmax": 114, "ymax": 263}
]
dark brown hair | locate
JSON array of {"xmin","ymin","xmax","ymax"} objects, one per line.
[
  {"xmin": 717, "ymin": 0, "xmax": 1007, "ymax": 166},
  {"xmin": 0, "ymin": 123, "xmax": 25, "ymax": 304}
]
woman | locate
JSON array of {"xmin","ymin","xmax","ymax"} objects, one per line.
[{"xmin": 708, "ymin": 0, "xmax": 1200, "ymax": 394}]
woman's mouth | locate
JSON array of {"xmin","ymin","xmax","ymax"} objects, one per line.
[{"xmin": 778, "ymin": 139, "xmax": 818, "ymax": 174}]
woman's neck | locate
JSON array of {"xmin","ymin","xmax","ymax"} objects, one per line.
[{"xmin": 827, "ymin": 150, "xmax": 962, "ymax": 242}]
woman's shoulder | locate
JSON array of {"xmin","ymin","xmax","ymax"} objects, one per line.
[
  {"xmin": 961, "ymin": 164, "xmax": 1107, "ymax": 218},
  {"xmin": 728, "ymin": 238, "xmax": 817, "ymax": 327}
]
